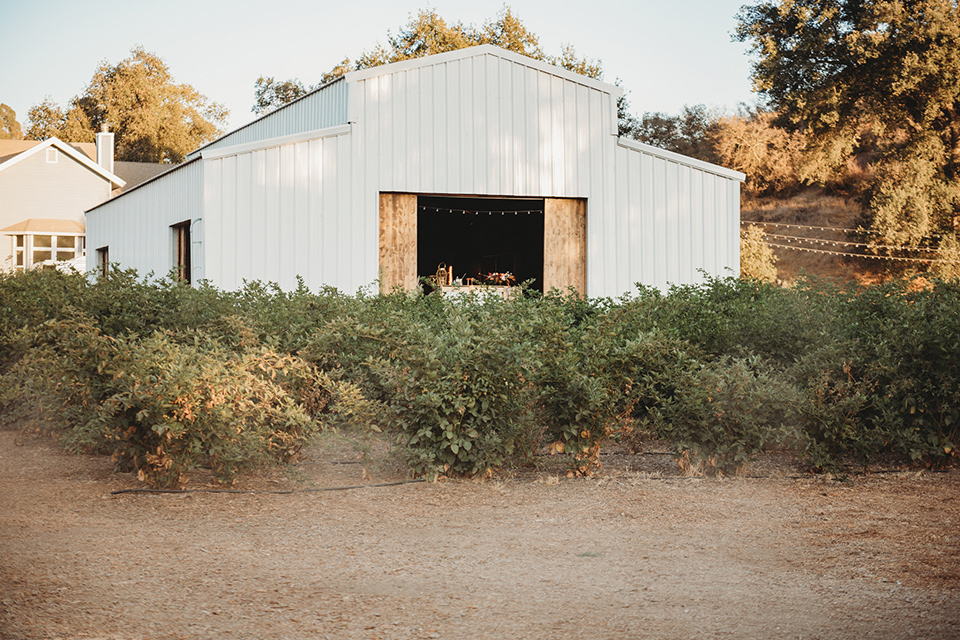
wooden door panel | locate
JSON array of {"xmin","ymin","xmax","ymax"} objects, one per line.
[{"xmin": 543, "ymin": 198, "xmax": 586, "ymax": 294}]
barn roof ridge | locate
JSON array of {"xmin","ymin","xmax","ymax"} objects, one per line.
[
  {"xmin": 188, "ymin": 45, "xmax": 623, "ymax": 161},
  {"xmin": 344, "ymin": 44, "xmax": 624, "ymax": 97}
]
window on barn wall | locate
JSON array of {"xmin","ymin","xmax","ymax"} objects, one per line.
[
  {"xmin": 171, "ymin": 221, "xmax": 191, "ymax": 284},
  {"xmin": 417, "ymin": 196, "xmax": 546, "ymax": 292},
  {"xmin": 96, "ymin": 246, "xmax": 109, "ymax": 277}
]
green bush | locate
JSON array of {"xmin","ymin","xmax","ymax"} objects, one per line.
[
  {"xmin": 634, "ymin": 275, "xmax": 836, "ymax": 368},
  {"xmin": 3, "ymin": 268, "xmax": 959, "ymax": 482},
  {"xmin": 740, "ymin": 225, "xmax": 779, "ymax": 282},
  {"xmin": 364, "ymin": 292, "xmax": 539, "ymax": 479},
  {"xmin": 1, "ymin": 317, "xmax": 338, "ymax": 487},
  {"xmin": 653, "ymin": 355, "xmax": 801, "ymax": 475},
  {"xmin": 845, "ymin": 280, "xmax": 960, "ymax": 465},
  {"xmin": 532, "ymin": 292, "xmax": 691, "ymax": 473}
]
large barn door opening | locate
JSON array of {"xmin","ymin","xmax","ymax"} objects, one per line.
[
  {"xmin": 543, "ymin": 198, "xmax": 586, "ymax": 295},
  {"xmin": 379, "ymin": 193, "xmax": 586, "ymax": 295},
  {"xmin": 417, "ymin": 195, "xmax": 545, "ymax": 291}
]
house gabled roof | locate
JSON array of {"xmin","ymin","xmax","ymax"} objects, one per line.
[{"xmin": 0, "ymin": 137, "xmax": 125, "ymax": 189}]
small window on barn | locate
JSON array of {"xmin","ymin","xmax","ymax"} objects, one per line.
[
  {"xmin": 172, "ymin": 221, "xmax": 191, "ymax": 284},
  {"xmin": 46, "ymin": 148, "xmax": 58, "ymax": 163},
  {"xmin": 96, "ymin": 246, "xmax": 109, "ymax": 277}
]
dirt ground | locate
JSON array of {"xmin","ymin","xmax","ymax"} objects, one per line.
[{"xmin": 1, "ymin": 428, "xmax": 958, "ymax": 640}]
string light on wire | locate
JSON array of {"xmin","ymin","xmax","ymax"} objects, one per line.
[{"xmin": 418, "ymin": 205, "xmax": 542, "ymax": 216}]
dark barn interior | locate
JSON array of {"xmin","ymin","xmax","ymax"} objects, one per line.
[{"xmin": 416, "ymin": 195, "xmax": 545, "ymax": 291}]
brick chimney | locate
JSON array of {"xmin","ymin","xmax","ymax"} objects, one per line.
[{"xmin": 95, "ymin": 124, "xmax": 114, "ymax": 174}]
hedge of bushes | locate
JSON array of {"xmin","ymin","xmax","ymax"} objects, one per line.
[{"xmin": 1, "ymin": 268, "xmax": 957, "ymax": 486}]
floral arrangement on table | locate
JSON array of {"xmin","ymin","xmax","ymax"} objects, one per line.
[{"xmin": 483, "ymin": 271, "xmax": 515, "ymax": 286}]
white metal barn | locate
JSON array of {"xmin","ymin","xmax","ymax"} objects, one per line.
[{"xmin": 86, "ymin": 44, "xmax": 744, "ymax": 297}]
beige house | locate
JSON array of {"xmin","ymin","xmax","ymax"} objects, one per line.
[{"xmin": 0, "ymin": 134, "xmax": 167, "ymax": 271}]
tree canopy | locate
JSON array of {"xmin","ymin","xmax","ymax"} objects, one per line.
[
  {"xmin": 624, "ymin": 104, "xmax": 721, "ymax": 164},
  {"xmin": 252, "ymin": 77, "xmax": 310, "ymax": 116},
  {"xmin": 26, "ymin": 47, "xmax": 228, "ymax": 163},
  {"xmin": 0, "ymin": 104, "xmax": 22, "ymax": 140},
  {"xmin": 736, "ymin": 0, "xmax": 960, "ymax": 245},
  {"xmin": 252, "ymin": 6, "xmax": 603, "ymax": 115}
]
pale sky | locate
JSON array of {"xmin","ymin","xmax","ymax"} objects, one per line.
[{"xmin": 0, "ymin": 0, "xmax": 760, "ymax": 134}]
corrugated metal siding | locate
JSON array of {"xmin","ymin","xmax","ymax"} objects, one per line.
[
  {"xmin": 202, "ymin": 131, "xmax": 356, "ymax": 291},
  {"xmin": 600, "ymin": 143, "xmax": 741, "ymax": 296},
  {"xmin": 189, "ymin": 79, "xmax": 349, "ymax": 159},
  {"xmin": 351, "ymin": 52, "xmax": 617, "ymax": 199},
  {"xmin": 85, "ymin": 160, "xmax": 202, "ymax": 279}
]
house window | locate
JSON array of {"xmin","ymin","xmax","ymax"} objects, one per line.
[
  {"xmin": 8, "ymin": 233, "xmax": 84, "ymax": 270},
  {"xmin": 172, "ymin": 221, "xmax": 191, "ymax": 284},
  {"xmin": 96, "ymin": 246, "xmax": 109, "ymax": 277},
  {"xmin": 13, "ymin": 235, "xmax": 24, "ymax": 268},
  {"xmin": 46, "ymin": 148, "xmax": 58, "ymax": 163}
]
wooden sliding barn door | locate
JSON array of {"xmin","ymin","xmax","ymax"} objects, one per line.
[
  {"xmin": 543, "ymin": 198, "xmax": 586, "ymax": 294},
  {"xmin": 379, "ymin": 193, "xmax": 418, "ymax": 293}
]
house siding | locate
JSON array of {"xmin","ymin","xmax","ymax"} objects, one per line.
[
  {"xmin": 0, "ymin": 150, "xmax": 111, "ymax": 269},
  {"xmin": 201, "ymin": 129, "xmax": 351, "ymax": 291},
  {"xmin": 608, "ymin": 142, "xmax": 741, "ymax": 294}
]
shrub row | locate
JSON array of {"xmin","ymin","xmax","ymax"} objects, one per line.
[{"xmin": 1, "ymin": 268, "xmax": 957, "ymax": 484}]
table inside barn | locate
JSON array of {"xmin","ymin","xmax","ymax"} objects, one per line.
[{"xmin": 439, "ymin": 285, "xmax": 515, "ymax": 299}]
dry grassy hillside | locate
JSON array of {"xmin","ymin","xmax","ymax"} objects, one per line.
[{"xmin": 742, "ymin": 188, "xmax": 912, "ymax": 285}]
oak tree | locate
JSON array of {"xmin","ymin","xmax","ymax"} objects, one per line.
[
  {"xmin": 252, "ymin": 77, "xmax": 309, "ymax": 115},
  {"xmin": 736, "ymin": 0, "xmax": 960, "ymax": 245},
  {"xmin": 26, "ymin": 47, "xmax": 228, "ymax": 163},
  {"xmin": 0, "ymin": 103, "xmax": 22, "ymax": 139}
]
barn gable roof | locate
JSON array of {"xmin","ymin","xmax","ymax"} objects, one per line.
[
  {"xmin": 344, "ymin": 44, "xmax": 623, "ymax": 97},
  {"xmin": 188, "ymin": 45, "xmax": 623, "ymax": 161}
]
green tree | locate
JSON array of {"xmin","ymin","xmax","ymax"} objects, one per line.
[
  {"xmin": 628, "ymin": 104, "xmax": 721, "ymax": 163},
  {"xmin": 25, "ymin": 97, "xmax": 65, "ymax": 141},
  {"xmin": 931, "ymin": 232, "xmax": 960, "ymax": 281},
  {"xmin": 252, "ymin": 76, "xmax": 309, "ymax": 115},
  {"xmin": 0, "ymin": 103, "xmax": 22, "ymax": 139},
  {"xmin": 26, "ymin": 47, "xmax": 227, "ymax": 163},
  {"xmin": 712, "ymin": 107, "xmax": 806, "ymax": 197},
  {"xmin": 355, "ymin": 7, "xmax": 475, "ymax": 67},
  {"xmin": 736, "ymin": 0, "xmax": 960, "ymax": 246}
]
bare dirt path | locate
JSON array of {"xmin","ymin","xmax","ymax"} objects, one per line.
[{"xmin": 1, "ymin": 428, "xmax": 958, "ymax": 640}]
